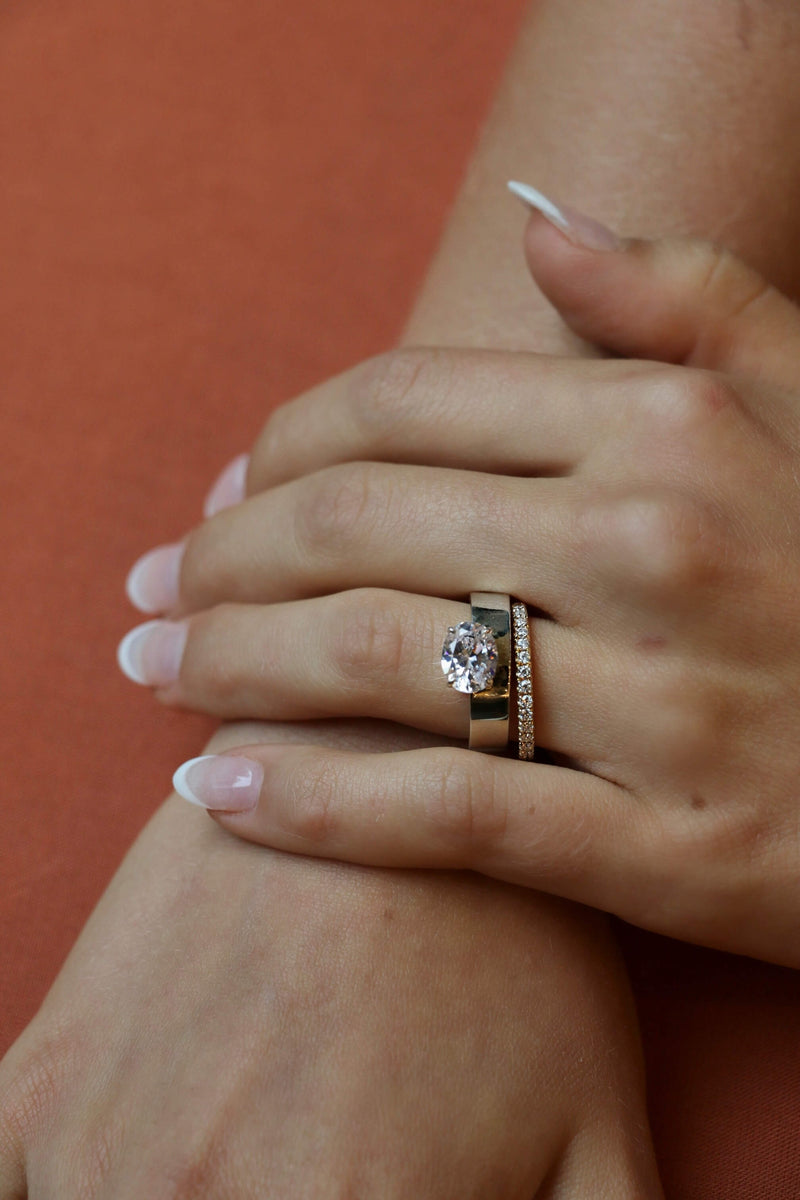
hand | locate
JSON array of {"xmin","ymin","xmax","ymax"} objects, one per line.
[
  {"xmin": 0, "ymin": 718, "xmax": 661, "ymax": 1198},
  {"xmin": 118, "ymin": 208, "xmax": 800, "ymax": 967}
]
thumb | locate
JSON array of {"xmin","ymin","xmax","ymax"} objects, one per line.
[{"xmin": 509, "ymin": 181, "xmax": 800, "ymax": 385}]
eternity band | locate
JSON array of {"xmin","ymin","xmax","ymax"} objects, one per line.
[{"xmin": 513, "ymin": 602, "xmax": 535, "ymax": 760}]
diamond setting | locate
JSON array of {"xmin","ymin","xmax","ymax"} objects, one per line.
[
  {"xmin": 441, "ymin": 620, "xmax": 498, "ymax": 694},
  {"xmin": 513, "ymin": 602, "xmax": 535, "ymax": 760}
]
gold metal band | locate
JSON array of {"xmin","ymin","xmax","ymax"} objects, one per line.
[
  {"xmin": 468, "ymin": 592, "xmax": 511, "ymax": 752},
  {"xmin": 512, "ymin": 602, "xmax": 535, "ymax": 760}
]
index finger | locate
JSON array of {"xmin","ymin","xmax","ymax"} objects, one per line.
[{"xmin": 245, "ymin": 348, "xmax": 654, "ymax": 493}]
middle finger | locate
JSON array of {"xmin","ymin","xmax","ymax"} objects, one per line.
[{"xmin": 175, "ymin": 464, "xmax": 584, "ymax": 621}]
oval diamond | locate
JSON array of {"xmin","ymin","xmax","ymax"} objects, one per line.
[{"xmin": 441, "ymin": 621, "xmax": 498, "ymax": 694}]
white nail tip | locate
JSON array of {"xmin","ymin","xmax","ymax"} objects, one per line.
[
  {"xmin": 203, "ymin": 452, "xmax": 250, "ymax": 518},
  {"xmin": 117, "ymin": 621, "xmax": 162, "ymax": 685},
  {"xmin": 172, "ymin": 756, "xmax": 217, "ymax": 807},
  {"xmin": 507, "ymin": 181, "xmax": 570, "ymax": 232},
  {"xmin": 125, "ymin": 558, "xmax": 159, "ymax": 614}
]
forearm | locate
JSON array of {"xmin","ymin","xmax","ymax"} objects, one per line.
[
  {"xmin": 20, "ymin": 3, "xmax": 800, "ymax": 1190},
  {"xmin": 405, "ymin": 0, "xmax": 800, "ymax": 352},
  {"xmin": 19, "ymin": 720, "xmax": 661, "ymax": 1195}
]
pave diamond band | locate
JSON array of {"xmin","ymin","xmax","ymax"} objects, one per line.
[{"xmin": 512, "ymin": 602, "xmax": 535, "ymax": 760}]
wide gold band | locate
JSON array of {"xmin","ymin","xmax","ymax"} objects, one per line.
[{"xmin": 468, "ymin": 592, "xmax": 511, "ymax": 752}]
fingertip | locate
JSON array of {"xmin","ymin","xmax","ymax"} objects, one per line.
[
  {"xmin": 509, "ymin": 180, "xmax": 622, "ymax": 255},
  {"xmin": 117, "ymin": 621, "xmax": 159, "ymax": 684},
  {"xmin": 172, "ymin": 753, "xmax": 264, "ymax": 812},
  {"xmin": 203, "ymin": 452, "xmax": 250, "ymax": 518},
  {"xmin": 508, "ymin": 180, "xmax": 572, "ymax": 234},
  {"xmin": 172, "ymin": 755, "xmax": 219, "ymax": 807},
  {"xmin": 125, "ymin": 542, "xmax": 184, "ymax": 614},
  {"xmin": 520, "ymin": 212, "xmax": 631, "ymax": 340},
  {"xmin": 117, "ymin": 619, "xmax": 187, "ymax": 687}
]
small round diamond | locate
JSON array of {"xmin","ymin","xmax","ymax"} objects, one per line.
[{"xmin": 441, "ymin": 621, "xmax": 498, "ymax": 694}]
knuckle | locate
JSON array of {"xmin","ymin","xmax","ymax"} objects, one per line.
[
  {"xmin": 422, "ymin": 750, "xmax": 507, "ymax": 863},
  {"xmin": 179, "ymin": 604, "xmax": 239, "ymax": 699},
  {"xmin": 159, "ymin": 1143, "xmax": 229, "ymax": 1200},
  {"xmin": 179, "ymin": 525, "xmax": 219, "ymax": 609},
  {"xmin": 352, "ymin": 347, "xmax": 441, "ymax": 438},
  {"xmin": 593, "ymin": 488, "xmax": 729, "ymax": 595},
  {"xmin": 640, "ymin": 368, "xmax": 740, "ymax": 443},
  {"xmin": 295, "ymin": 463, "xmax": 385, "ymax": 562},
  {"xmin": 682, "ymin": 370, "xmax": 740, "ymax": 422},
  {"xmin": 695, "ymin": 806, "xmax": 772, "ymax": 875},
  {"xmin": 651, "ymin": 800, "xmax": 773, "ymax": 936},
  {"xmin": 283, "ymin": 753, "xmax": 342, "ymax": 844},
  {"xmin": 644, "ymin": 669, "xmax": 776, "ymax": 872},
  {"xmin": 251, "ymin": 401, "xmax": 296, "ymax": 486},
  {"xmin": 330, "ymin": 589, "xmax": 408, "ymax": 692},
  {"xmin": 647, "ymin": 667, "xmax": 726, "ymax": 776},
  {"xmin": 627, "ymin": 806, "xmax": 746, "ymax": 939}
]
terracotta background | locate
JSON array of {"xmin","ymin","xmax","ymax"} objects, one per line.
[{"xmin": 1, "ymin": 1, "xmax": 798, "ymax": 1195}]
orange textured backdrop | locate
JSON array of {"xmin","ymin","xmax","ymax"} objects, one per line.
[{"xmin": 1, "ymin": 2, "xmax": 798, "ymax": 1196}]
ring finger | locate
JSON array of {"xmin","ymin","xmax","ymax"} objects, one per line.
[{"xmin": 117, "ymin": 589, "xmax": 618, "ymax": 762}]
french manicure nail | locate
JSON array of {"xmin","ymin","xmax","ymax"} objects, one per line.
[
  {"xmin": 203, "ymin": 452, "xmax": 250, "ymax": 518},
  {"xmin": 117, "ymin": 620, "xmax": 187, "ymax": 686},
  {"xmin": 172, "ymin": 755, "xmax": 263, "ymax": 812},
  {"xmin": 126, "ymin": 542, "xmax": 184, "ymax": 613},
  {"xmin": 507, "ymin": 181, "xmax": 621, "ymax": 251}
]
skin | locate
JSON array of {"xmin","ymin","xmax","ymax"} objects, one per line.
[
  {"xmin": 6, "ymin": 0, "xmax": 800, "ymax": 1191},
  {"xmin": 407, "ymin": 0, "xmax": 800, "ymax": 352},
  {"xmin": 147, "ymin": 224, "xmax": 800, "ymax": 966},
  {"xmin": 0, "ymin": 725, "xmax": 659, "ymax": 1199}
]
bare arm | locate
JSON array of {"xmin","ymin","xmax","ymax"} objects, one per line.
[
  {"xmin": 408, "ymin": 0, "xmax": 800, "ymax": 351},
  {"xmin": 6, "ymin": 0, "xmax": 800, "ymax": 1193}
]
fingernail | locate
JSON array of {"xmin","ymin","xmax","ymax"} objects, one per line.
[
  {"xmin": 203, "ymin": 452, "xmax": 250, "ymax": 518},
  {"xmin": 507, "ymin": 181, "xmax": 621, "ymax": 251},
  {"xmin": 172, "ymin": 755, "xmax": 263, "ymax": 812},
  {"xmin": 117, "ymin": 620, "xmax": 187, "ymax": 686},
  {"xmin": 126, "ymin": 542, "xmax": 184, "ymax": 613}
]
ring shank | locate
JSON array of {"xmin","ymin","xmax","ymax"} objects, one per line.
[{"xmin": 469, "ymin": 592, "xmax": 511, "ymax": 752}]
